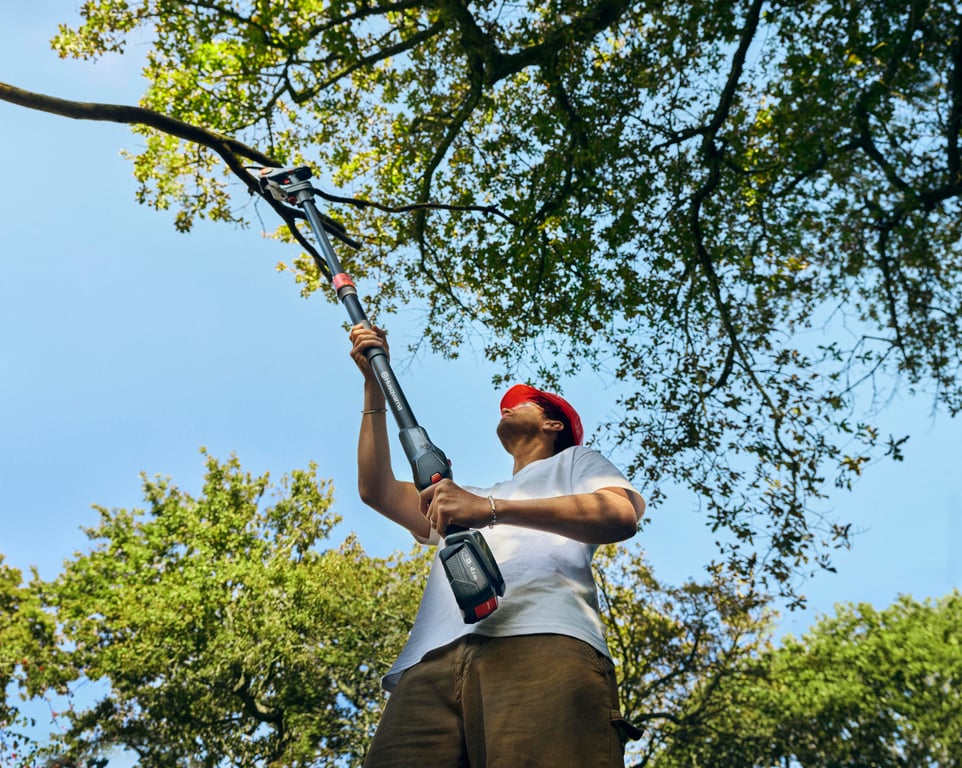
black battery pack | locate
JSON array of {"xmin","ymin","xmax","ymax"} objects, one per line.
[{"xmin": 439, "ymin": 528, "xmax": 506, "ymax": 623}]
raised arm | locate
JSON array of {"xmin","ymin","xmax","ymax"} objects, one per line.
[{"xmin": 348, "ymin": 324, "xmax": 433, "ymax": 543}]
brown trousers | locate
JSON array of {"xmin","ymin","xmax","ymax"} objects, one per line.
[{"xmin": 363, "ymin": 633, "xmax": 637, "ymax": 768}]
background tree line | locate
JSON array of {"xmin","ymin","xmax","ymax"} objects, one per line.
[{"xmin": 2, "ymin": 453, "xmax": 960, "ymax": 766}]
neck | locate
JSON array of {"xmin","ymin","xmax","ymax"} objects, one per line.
[{"xmin": 507, "ymin": 438, "xmax": 556, "ymax": 474}]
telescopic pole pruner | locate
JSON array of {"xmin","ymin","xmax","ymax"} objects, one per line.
[{"xmin": 258, "ymin": 166, "xmax": 504, "ymax": 623}]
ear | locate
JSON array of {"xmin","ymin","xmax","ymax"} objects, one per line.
[{"xmin": 542, "ymin": 419, "xmax": 564, "ymax": 435}]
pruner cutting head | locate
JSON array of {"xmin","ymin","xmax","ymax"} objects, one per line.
[
  {"xmin": 257, "ymin": 165, "xmax": 315, "ymax": 204},
  {"xmin": 250, "ymin": 165, "xmax": 362, "ymax": 252}
]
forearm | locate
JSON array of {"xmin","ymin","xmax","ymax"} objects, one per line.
[
  {"xmin": 422, "ymin": 481, "xmax": 644, "ymax": 544},
  {"xmin": 357, "ymin": 382, "xmax": 391, "ymax": 502},
  {"xmin": 357, "ymin": 380, "xmax": 428, "ymax": 539},
  {"xmin": 495, "ymin": 489, "xmax": 642, "ymax": 543}
]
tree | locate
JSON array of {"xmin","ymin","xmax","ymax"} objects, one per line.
[
  {"xmin": 646, "ymin": 592, "xmax": 962, "ymax": 768},
  {"xmin": 4, "ymin": 452, "xmax": 431, "ymax": 767},
  {"xmin": 2, "ymin": 556, "xmax": 54, "ymax": 766},
  {"xmin": 1, "ymin": 558, "xmax": 24, "ymax": 733},
  {"xmin": 3, "ymin": 0, "xmax": 962, "ymax": 600},
  {"xmin": 595, "ymin": 544, "xmax": 775, "ymax": 767}
]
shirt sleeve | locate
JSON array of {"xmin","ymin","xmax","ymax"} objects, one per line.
[{"xmin": 569, "ymin": 446, "xmax": 639, "ymax": 496}]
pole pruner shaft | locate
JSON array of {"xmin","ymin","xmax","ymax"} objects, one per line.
[{"xmin": 258, "ymin": 166, "xmax": 505, "ymax": 623}]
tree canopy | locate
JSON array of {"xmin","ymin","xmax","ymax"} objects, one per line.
[
  {"xmin": 646, "ymin": 592, "xmax": 962, "ymax": 768},
  {"xmin": 3, "ymin": 0, "xmax": 962, "ymax": 599},
  {"xmin": 594, "ymin": 544, "xmax": 773, "ymax": 767},
  {"xmin": 1, "ymin": 556, "xmax": 56, "ymax": 765},
  {"xmin": 1, "ymin": 453, "xmax": 430, "ymax": 767}
]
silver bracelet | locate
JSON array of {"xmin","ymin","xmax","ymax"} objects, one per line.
[
  {"xmin": 361, "ymin": 408, "xmax": 387, "ymax": 415},
  {"xmin": 487, "ymin": 495, "xmax": 497, "ymax": 528}
]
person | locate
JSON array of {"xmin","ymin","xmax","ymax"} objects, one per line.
[{"xmin": 349, "ymin": 323, "xmax": 646, "ymax": 768}]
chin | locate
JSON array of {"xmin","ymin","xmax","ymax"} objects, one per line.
[{"xmin": 495, "ymin": 420, "xmax": 516, "ymax": 448}]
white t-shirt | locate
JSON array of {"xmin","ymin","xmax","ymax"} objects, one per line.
[{"xmin": 383, "ymin": 445, "xmax": 639, "ymax": 691}]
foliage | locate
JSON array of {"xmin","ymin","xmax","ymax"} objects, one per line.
[
  {"xmin": 595, "ymin": 544, "xmax": 775, "ymax": 766},
  {"xmin": 1, "ymin": 556, "xmax": 58, "ymax": 765},
  {"xmin": 1, "ymin": 557, "xmax": 25, "ymax": 729},
  {"xmin": 8, "ymin": 0, "xmax": 962, "ymax": 601},
  {"xmin": 4, "ymin": 452, "xmax": 430, "ymax": 768},
  {"xmin": 647, "ymin": 592, "xmax": 962, "ymax": 768}
]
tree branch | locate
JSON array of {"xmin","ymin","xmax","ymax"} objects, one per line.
[
  {"xmin": 946, "ymin": 19, "xmax": 962, "ymax": 182},
  {"xmin": 0, "ymin": 78, "xmax": 521, "ymax": 291},
  {"xmin": 489, "ymin": 0, "xmax": 635, "ymax": 83},
  {"xmin": 0, "ymin": 81, "xmax": 363, "ymax": 259},
  {"xmin": 688, "ymin": 0, "xmax": 788, "ymax": 428},
  {"xmin": 0, "ymin": 80, "xmax": 275, "ymax": 167}
]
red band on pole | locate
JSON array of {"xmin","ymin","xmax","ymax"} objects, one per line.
[{"xmin": 332, "ymin": 273, "xmax": 355, "ymax": 291}]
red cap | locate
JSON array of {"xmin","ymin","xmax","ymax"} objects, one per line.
[{"xmin": 500, "ymin": 384, "xmax": 584, "ymax": 445}]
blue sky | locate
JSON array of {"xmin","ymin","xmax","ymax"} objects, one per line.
[{"xmin": 2, "ymin": 0, "xmax": 961, "ymax": 732}]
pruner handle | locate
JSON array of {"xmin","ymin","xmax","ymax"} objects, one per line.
[{"xmin": 398, "ymin": 426, "xmax": 452, "ymax": 490}]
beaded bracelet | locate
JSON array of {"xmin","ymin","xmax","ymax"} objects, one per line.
[{"xmin": 487, "ymin": 495, "xmax": 497, "ymax": 528}]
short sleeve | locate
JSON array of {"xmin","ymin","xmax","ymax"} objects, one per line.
[{"xmin": 569, "ymin": 447, "xmax": 639, "ymax": 496}]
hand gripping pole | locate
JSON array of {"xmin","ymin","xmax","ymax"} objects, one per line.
[{"xmin": 259, "ymin": 166, "xmax": 505, "ymax": 622}]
